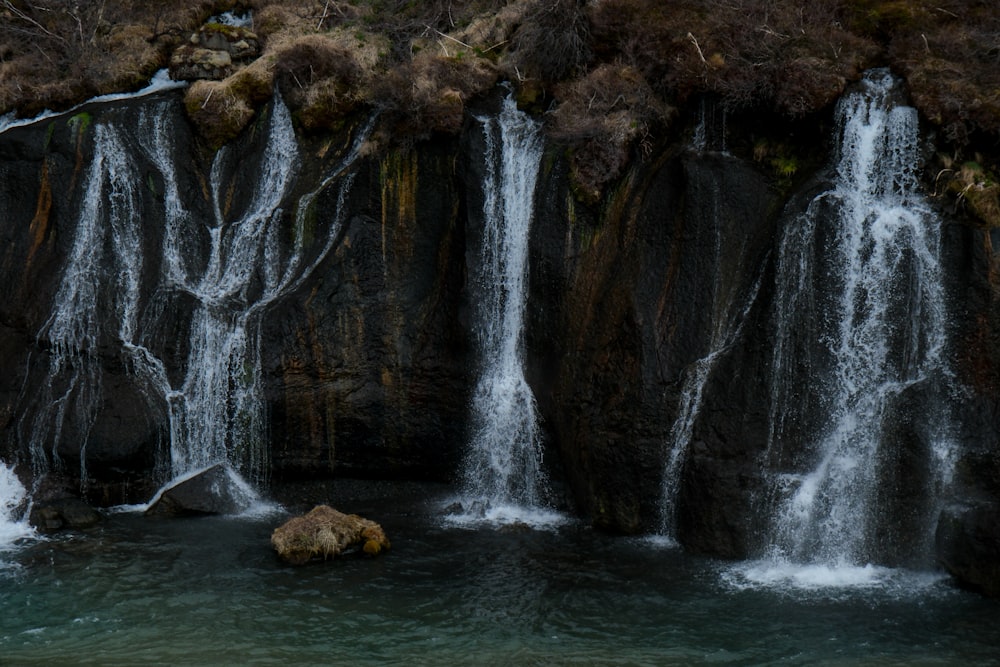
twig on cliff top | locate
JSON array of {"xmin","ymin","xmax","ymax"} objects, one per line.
[
  {"xmin": 3, "ymin": 0, "xmax": 66, "ymax": 43},
  {"xmin": 687, "ymin": 32, "xmax": 707, "ymax": 65},
  {"xmin": 426, "ymin": 25, "xmax": 472, "ymax": 52},
  {"xmin": 316, "ymin": 0, "xmax": 345, "ymax": 30}
]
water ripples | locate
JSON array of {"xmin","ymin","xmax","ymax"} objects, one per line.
[{"xmin": 1, "ymin": 486, "xmax": 999, "ymax": 664}]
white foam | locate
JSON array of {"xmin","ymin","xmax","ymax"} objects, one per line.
[
  {"xmin": 140, "ymin": 463, "xmax": 262, "ymax": 514},
  {"xmin": 722, "ymin": 558, "xmax": 949, "ymax": 595},
  {"xmin": 643, "ymin": 534, "xmax": 681, "ymax": 549},
  {"xmin": 209, "ymin": 10, "xmax": 253, "ymax": 28},
  {"xmin": 0, "ymin": 464, "xmax": 34, "ymax": 551},
  {"xmin": 0, "ymin": 69, "xmax": 187, "ymax": 135},
  {"xmin": 441, "ymin": 498, "xmax": 569, "ymax": 530}
]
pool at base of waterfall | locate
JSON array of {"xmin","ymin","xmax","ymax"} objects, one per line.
[{"xmin": 1, "ymin": 480, "xmax": 998, "ymax": 665}]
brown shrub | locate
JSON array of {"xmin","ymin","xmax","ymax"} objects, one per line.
[
  {"xmin": 271, "ymin": 504, "xmax": 390, "ymax": 565},
  {"xmin": 551, "ymin": 64, "xmax": 674, "ymax": 202},
  {"xmin": 0, "ymin": 0, "xmax": 225, "ymax": 116},
  {"xmin": 887, "ymin": 2, "xmax": 1000, "ymax": 141},
  {"xmin": 507, "ymin": 0, "xmax": 592, "ymax": 82},
  {"xmin": 372, "ymin": 51, "xmax": 498, "ymax": 143},
  {"xmin": 275, "ymin": 35, "xmax": 363, "ymax": 92},
  {"xmin": 588, "ymin": 0, "xmax": 876, "ymax": 114},
  {"xmin": 184, "ymin": 79, "xmax": 256, "ymax": 147}
]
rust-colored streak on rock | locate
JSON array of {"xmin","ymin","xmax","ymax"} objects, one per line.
[
  {"xmin": 380, "ymin": 150, "xmax": 418, "ymax": 269},
  {"xmin": 26, "ymin": 161, "xmax": 53, "ymax": 269}
]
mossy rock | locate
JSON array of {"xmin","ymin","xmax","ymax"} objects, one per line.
[{"xmin": 271, "ymin": 505, "xmax": 391, "ymax": 565}]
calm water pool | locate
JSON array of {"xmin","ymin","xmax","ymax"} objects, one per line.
[{"xmin": 2, "ymin": 481, "xmax": 998, "ymax": 665}]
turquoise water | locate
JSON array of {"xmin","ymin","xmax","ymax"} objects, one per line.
[{"xmin": 2, "ymin": 481, "xmax": 999, "ymax": 666}]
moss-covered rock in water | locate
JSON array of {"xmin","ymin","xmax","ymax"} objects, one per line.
[{"xmin": 271, "ymin": 505, "xmax": 391, "ymax": 565}]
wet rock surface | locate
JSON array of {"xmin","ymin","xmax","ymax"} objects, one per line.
[
  {"xmin": 145, "ymin": 464, "xmax": 252, "ymax": 517},
  {"xmin": 2, "ymin": 82, "xmax": 1000, "ymax": 595}
]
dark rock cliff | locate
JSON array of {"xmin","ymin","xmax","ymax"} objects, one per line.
[{"xmin": 1, "ymin": 82, "xmax": 1000, "ymax": 595}]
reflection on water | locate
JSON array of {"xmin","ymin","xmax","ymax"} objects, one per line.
[{"xmin": 1, "ymin": 481, "xmax": 998, "ymax": 665}]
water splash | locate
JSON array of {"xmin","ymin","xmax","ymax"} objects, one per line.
[
  {"xmin": 459, "ymin": 95, "xmax": 548, "ymax": 519},
  {"xmin": 0, "ymin": 464, "xmax": 34, "ymax": 554},
  {"xmin": 761, "ymin": 69, "xmax": 953, "ymax": 575}
]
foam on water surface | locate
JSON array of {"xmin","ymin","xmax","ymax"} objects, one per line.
[
  {"xmin": 722, "ymin": 558, "xmax": 950, "ymax": 597},
  {"xmin": 0, "ymin": 464, "xmax": 34, "ymax": 554}
]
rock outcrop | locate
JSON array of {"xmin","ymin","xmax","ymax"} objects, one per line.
[
  {"xmin": 271, "ymin": 505, "xmax": 390, "ymax": 565},
  {"xmin": 169, "ymin": 23, "xmax": 261, "ymax": 81},
  {"xmin": 936, "ymin": 502, "xmax": 1000, "ymax": 597},
  {"xmin": 28, "ymin": 497, "xmax": 101, "ymax": 533},
  {"xmin": 145, "ymin": 464, "xmax": 255, "ymax": 517}
]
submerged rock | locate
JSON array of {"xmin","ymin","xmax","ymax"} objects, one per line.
[
  {"xmin": 936, "ymin": 503, "xmax": 1000, "ymax": 598},
  {"xmin": 145, "ymin": 464, "xmax": 255, "ymax": 517},
  {"xmin": 28, "ymin": 497, "xmax": 101, "ymax": 533},
  {"xmin": 271, "ymin": 505, "xmax": 390, "ymax": 565}
]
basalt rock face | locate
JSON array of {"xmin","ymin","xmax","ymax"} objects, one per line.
[
  {"xmin": 530, "ymin": 147, "xmax": 783, "ymax": 541},
  {"xmin": 933, "ymin": 223, "xmax": 1000, "ymax": 594},
  {"xmin": 265, "ymin": 143, "xmax": 471, "ymax": 482},
  {"xmin": 3, "ymin": 85, "xmax": 1000, "ymax": 594},
  {"xmin": 0, "ymin": 94, "xmax": 472, "ymax": 502}
]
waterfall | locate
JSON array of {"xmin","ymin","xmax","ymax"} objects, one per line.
[
  {"xmin": 16, "ymin": 94, "xmax": 371, "ymax": 501},
  {"xmin": 754, "ymin": 69, "xmax": 952, "ymax": 579},
  {"xmin": 691, "ymin": 98, "xmax": 728, "ymax": 154},
  {"xmin": 657, "ymin": 269, "xmax": 764, "ymax": 542},
  {"xmin": 0, "ymin": 464, "xmax": 34, "ymax": 554},
  {"xmin": 153, "ymin": 94, "xmax": 301, "ymax": 484},
  {"xmin": 18, "ymin": 120, "xmax": 143, "ymax": 483},
  {"xmin": 459, "ymin": 95, "xmax": 548, "ymax": 516}
]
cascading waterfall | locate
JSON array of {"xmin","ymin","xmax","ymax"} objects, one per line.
[
  {"xmin": 752, "ymin": 69, "xmax": 952, "ymax": 581},
  {"xmin": 15, "ymin": 93, "xmax": 370, "ymax": 502},
  {"xmin": 0, "ymin": 464, "xmax": 33, "ymax": 554},
  {"xmin": 152, "ymin": 95, "xmax": 300, "ymax": 484},
  {"xmin": 459, "ymin": 95, "xmax": 548, "ymax": 515},
  {"xmin": 18, "ymin": 120, "xmax": 143, "ymax": 484}
]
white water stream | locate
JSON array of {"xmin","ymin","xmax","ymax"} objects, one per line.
[
  {"xmin": 456, "ymin": 95, "xmax": 555, "ymax": 524},
  {"xmin": 0, "ymin": 464, "xmax": 33, "ymax": 555},
  {"xmin": 12, "ymin": 94, "xmax": 371, "ymax": 503},
  {"xmin": 743, "ymin": 69, "xmax": 953, "ymax": 586}
]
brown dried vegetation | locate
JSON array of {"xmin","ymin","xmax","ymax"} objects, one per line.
[
  {"xmin": 0, "ymin": 0, "xmax": 227, "ymax": 117},
  {"xmin": 5, "ymin": 0, "xmax": 1000, "ymax": 218},
  {"xmin": 270, "ymin": 504, "xmax": 390, "ymax": 565},
  {"xmin": 551, "ymin": 64, "xmax": 674, "ymax": 202}
]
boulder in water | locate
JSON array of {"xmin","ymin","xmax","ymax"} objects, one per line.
[
  {"xmin": 28, "ymin": 497, "xmax": 101, "ymax": 533},
  {"xmin": 271, "ymin": 505, "xmax": 390, "ymax": 565},
  {"xmin": 936, "ymin": 502, "xmax": 1000, "ymax": 598},
  {"xmin": 145, "ymin": 464, "xmax": 255, "ymax": 517}
]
